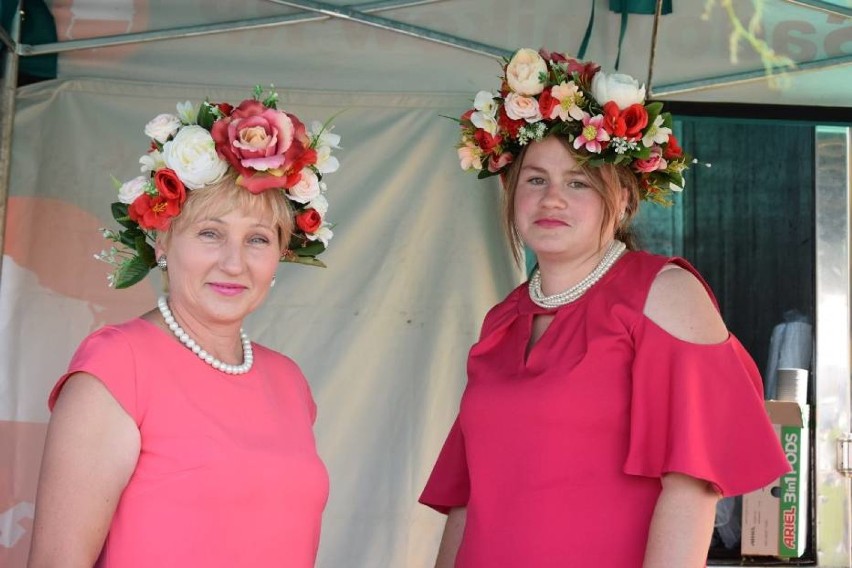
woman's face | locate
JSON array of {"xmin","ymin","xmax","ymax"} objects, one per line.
[
  {"xmin": 158, "ymin": 207, "xmax": 281, "ymax": 327},
  {"xmin": 513, "ymin": 136, "xmax": 614, "ymax": 262}
]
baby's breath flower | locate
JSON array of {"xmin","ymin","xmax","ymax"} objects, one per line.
[
  {"xmin": 518, "ymin": 122, "xmax": 546, "ymax": 146},
  {"xmin": 611, "ymin": 137, "xmax": 639, "ymax": 155}
]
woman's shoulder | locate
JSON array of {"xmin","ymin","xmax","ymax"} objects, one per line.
[
  {"xmin": 620, "ymin": 249, "xmax": 672, "ymax": 276},
  {"xmin": 251, "ymin": 343, "xmax": 304, "ymax": 373},
  {"xmin": 76, "ymin": 318, "xmax": 155, "ymax": 350},
  {"xmin": 479, "ymin": 282, "xmax": 527, "ymax": 336},
  {"xmin": 598, "ymin": 250, "xmax": 672, "ymax": 306},
  {"xmin": 614, "ymin": 250, "xmax": 714, "ymax": 295},
  {"xmin": 644, "ymin": 263, "xmax": 728, "ymax": 344}
]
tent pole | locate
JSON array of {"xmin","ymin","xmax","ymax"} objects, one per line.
[
  {"xmin": 0, "ymin": 1, "xmax": 22, "ymax": 289},
  {"xmin": 0, "ymin": 24, "xmax": 14, "ymax": 52},
  {"xmin": 270, "ymin": 0, "xmax": 511, "ymax": 58},
  {"xmin": 19, "ymin": 0, "xmax": 447, "ymax": 57},
  {"xmin": 781, "ymin": 0, "xmax": 852, "ymax": 19},
  {"xmin": 646, "ymin": 0, "xmax": 664, "ymax": 97},
  {"xmin": 653, "ymin": 54, "xmax": 852, "ymax": 97}
]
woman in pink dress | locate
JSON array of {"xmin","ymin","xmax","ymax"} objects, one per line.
[
  {"xmin": 420, "ymin": 49, "xmax": 791, "ymax": 567},
  {"xmin": 28, "ymin": 88, "xmax": 340, "ymax": 567}
]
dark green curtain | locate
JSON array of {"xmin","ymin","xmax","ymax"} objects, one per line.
[
  {"xmin": 679, "ymin": 120, "xmax": 815, "ymax": 376},
  {"xmin": 1, "ymin": 0, "xmax": 58, "ymax": 84}
]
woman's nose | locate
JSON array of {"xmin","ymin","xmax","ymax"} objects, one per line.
[
  {"xmin": 218, "ymin": 240, "xmax": 245, "ymax": 273},
  {"xmin": 540, "ymin": 184, "xmax": 567, "ymax": 207}
]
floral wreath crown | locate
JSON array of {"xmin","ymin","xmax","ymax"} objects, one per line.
[
  {"xmin": 97, "ymin": 85, "xmax": 340, "ymax": 289},
  {"xmin": 457, "ymin": 48, "xmax": 690, "ymax": 205}
]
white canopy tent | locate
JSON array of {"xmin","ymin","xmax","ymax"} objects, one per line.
[{"xmin": 1, "ymin": 1, "xmax": 850, "ymax": 566}]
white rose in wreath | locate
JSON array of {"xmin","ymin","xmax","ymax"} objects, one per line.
[
  {"xmin": 117, "ymin": 176, "xmax": 149, "ymax": 204},
  {"xmin": 505, "ymin": 48, "xmax": 548, "ymax": 96},
  {"xmin": 308, "ymin": 194, "xmax": 329, "ymax": 216},
  {"xmin": 144, "ymin": 113, "xmax": 182, "ymax": 143},
  {"xmin": 504, "ymin": 93, "xmax": 543, "ymax": 123},
  {"xmin": 162, "ymin": 125, "xmax": 228, "ymax": 190},
  {"xmin": 288, "ymin": 169, "xmax": 321, "ymax": 204},
  {"xmin": 590, "ymin": 71, "xmax": 646, "ymax": 110}
]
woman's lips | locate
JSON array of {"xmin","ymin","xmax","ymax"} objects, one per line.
[
  {"xmin": 534, "ymin": 218, "xmax": 568, "ymax": 228},
  {"xmin": 208, "ymin": 283, "xmax": 247, "ymax": 296}
]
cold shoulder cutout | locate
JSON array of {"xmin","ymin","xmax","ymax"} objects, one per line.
[{"xmin": 644, "ymin": 264, "xmax": 729, "ymax": 345}]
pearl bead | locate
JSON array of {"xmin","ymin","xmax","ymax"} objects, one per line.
[
  {"xmin": 157, "ymin": 296, "xmax": 254, "ymax": 375},
  {"xmin": 529, "ymin": 240, "xmax": 626, "ymax": 309}
]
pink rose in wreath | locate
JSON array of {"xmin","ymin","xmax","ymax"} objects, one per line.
[{"xmin": 212, "ymin": 100, "xmax": 313, "ymax": 193}]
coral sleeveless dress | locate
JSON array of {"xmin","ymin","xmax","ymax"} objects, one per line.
[
  {"xmin": 50, "ymin": 318, "xmax": 328, "ymax": 567},
  {"xmin": 420, "ymin": 251, "xmax": 790, "ymax": 567}
]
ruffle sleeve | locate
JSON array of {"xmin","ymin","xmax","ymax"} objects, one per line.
[
  {"xmin": 419, "ymin": 417, "xmax": 470, "ymax": 514},
  {"xmin": 48, "ymin": 325, "xmax": 142, "ymax": 425},
  {"xmin": 623, "ymin": 316, "xmax": 791, "ymax": 497}
]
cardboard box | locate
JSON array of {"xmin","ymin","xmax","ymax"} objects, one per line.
[{"xmin": 741, "ymin": 401, "xmax": 809, "ymax": 558}]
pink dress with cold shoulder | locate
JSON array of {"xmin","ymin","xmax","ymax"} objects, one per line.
[{"xmin": 420, "ymin": 251, "xmax": 790, "ymax": 567}]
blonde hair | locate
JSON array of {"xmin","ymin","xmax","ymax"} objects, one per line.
[
  {"xmin": 161, "ymin": 174, "xmax": 294, "ymax": 251},
  {"xmin": 501, "ymin": 135, "xmax": 640, "ymax": 264}
]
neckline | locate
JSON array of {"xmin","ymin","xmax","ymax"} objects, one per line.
[
  {"xmin": 518, "ymin": 250, "xmax": 634, "ymax": 315},
  {"xmin": 133, "ymin": 317, "xmax": 258, "ymax": 377}
]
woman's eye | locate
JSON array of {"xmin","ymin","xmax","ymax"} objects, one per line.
[
  {"xmin": 249, "ymin": 235, "xmax": 271, "ymax": 245},
  {"xmin": 526, "ymin": 176, "xmax": 546, "ymax": 186},
  {"xmin": 198, "ymin": 229, "xmax": 218, "ymax": 239},
  {"xmin": 568, "ymin": 180, "xmax": 590, "ymax": 189}
]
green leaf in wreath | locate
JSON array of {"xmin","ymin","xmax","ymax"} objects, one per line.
[
  {"xmin": 477, "ymin": 169, "xmax": 499, "ymax": 180},
  {"xmin": 645, "ymin": 101, "xmax": 664, "ymax": 116},
  {"xmin": 119, "ymin": 228, "xmax": 144, "ymax": 248},
  {"xmin": 197, "ymin": 101, "xmax": 217, "ymax": 130},
  {"xmin": 111, "ymin": 202, "xmax": 137, "ymax": 229},
  {"xmin": 634, "ymin": 145, "xmax": 652, "ymax": 159},
  {"xmin": 286, "ymin": 256, "xmax": 327, "ymax": 268},
  {"xmin": 114, "ymin": 256, "xmax": 152, "ymax": 289},
  {"xmin": 134, "ymin": 237, "xmax": 156, "ymax": 267},
  {"xmin": 296, "ymin": 241, "xmax": 326, "ymax": 257}
]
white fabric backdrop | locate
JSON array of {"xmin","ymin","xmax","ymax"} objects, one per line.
[{"xmin": 0, "ymin": 78, "xmax": 523, "ymax": 566}]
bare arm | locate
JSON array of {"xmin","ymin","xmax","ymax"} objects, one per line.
[
  {"xmin": 641, "ymin": 266, "xmax": 726, "ymax": 565},
  {"xmin": 28, "ymin": 373, "xmax": 140, "ymax": 567},
  {"xmin": 643, "ymin": 473, "xmax": 720, "ymax": 567},
  {"xmin": 434, "ymin": 507, "xmax": 466, "ymax": 568}
]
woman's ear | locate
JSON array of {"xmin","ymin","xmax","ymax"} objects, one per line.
[
  {"xmin": 618, "ymin": 184, "xmax": 630, "ymax": 214},
  {"xmin": 154, "ymin": 236, "xmax": 167, "ymax": 261}
]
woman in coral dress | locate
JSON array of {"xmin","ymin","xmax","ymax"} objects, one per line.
[
  {"xmin": 420, "ymin": 49, "xmax": 791, "ymax": 567},
  {"xmin": 29, "ymin": 87, "xmax": 340, "ymax": 567}
]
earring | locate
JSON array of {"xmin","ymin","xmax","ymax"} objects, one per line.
[
  {"xmin": 157, "ymin": 256, "xmax": 168, "ymax": 271},
  {"xmin": 270, "ymin": 276, "xmax": 277, "ymax": 288}
]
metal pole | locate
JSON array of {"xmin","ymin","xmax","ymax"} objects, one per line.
[
  {"xmin": 645, "ymin": 0, "xmax": 664, "ymax": 97},
  {"xmin": 0, "ymin": 24, "xmax": 14, "ymax": 51},
  {"xmin": 269, "ymin": 0, "xmax": 511, "ymax": 59},
  {"xmin": 19, "ymin": 0, "xmax": 448, "ymax": 57},
  {"xmin": 652, "ymin": 55, "xmax": 852, "ymax": 97},
  {"xmin": 781, "ymin": 0, "xmax": 852, "ymax": 19},
  {"xmin": 813, "ymin": 125, "xmax": 852, "ymax": 566},
  {"xmin": 0, "ymin": 1, "xmax": 22, "ymax": 289}
]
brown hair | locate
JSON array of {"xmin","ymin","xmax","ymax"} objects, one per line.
[
  {"xmin": 161, "ymin": 174, "xmax": 294, "ymax": 252},
  {"xmin": 501, "ymin": 135, "xmax": 640, "ymax": 264}
]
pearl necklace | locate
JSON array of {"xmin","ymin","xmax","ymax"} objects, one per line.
[
  {"xmin": 157, "ymin": 296, "xmax": 254, "ymax": 375},
  {"xmin": 528, "ymin": 240, "xmax": 627, "ymax": 309}
]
